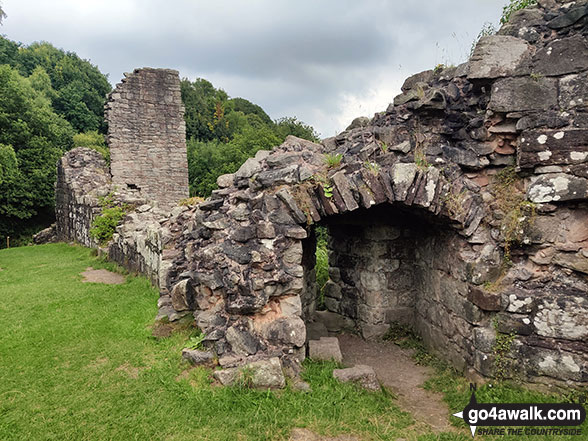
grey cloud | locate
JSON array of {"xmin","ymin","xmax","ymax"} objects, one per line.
[{"xmin": 2, "ymin": 0, "xmax": 506, "ymax": 135}]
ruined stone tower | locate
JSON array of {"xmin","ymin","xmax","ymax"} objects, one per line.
[{"xmin": 105, "ymin": 68, "xmax": 189, "ymax": 209}]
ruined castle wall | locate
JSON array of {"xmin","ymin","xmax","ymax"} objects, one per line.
[
  {"xmin": 54, "ymin": 2, "xmax": 588, "ymax": 388},
  {"xmin": 153, "ymin": 1, "xmax": 588, "ymax": 387},
  {"xmin": 56, "ymin": 68, "xmax": 189, "ymax": 287},
  {"xmin": 105, "ymin": 68, "xmax": 189, "ymax": 210},
  {"xmin": 55, "ymin": 148, "xmax": 112, "ymax": 247}
]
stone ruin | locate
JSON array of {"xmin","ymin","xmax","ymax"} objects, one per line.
[
  {"xmin": 106, "ymin": 68, "xmax": 189, "ymax": 209},
  {"xmin": 55, "ymin": 1, "xmax": 588, "ymax": 389}
]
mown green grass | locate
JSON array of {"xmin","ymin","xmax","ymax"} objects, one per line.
[
  {"xmin": 0, "ymin": 244, "xmax": 585, "ymax": 440},
  {"xmin": 0, "ymin": 244, "xmax": 418, "ymax": 440}
]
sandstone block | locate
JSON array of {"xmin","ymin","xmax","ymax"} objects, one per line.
[
  {"xmin": 489, "ymin": 77, "xmax": 558, "ymax": 112},
  {"xmin": 308, "ymin": 337, "xmax": 343, "ymax": 362},
  {"xmin": 213, "ymin": 357, "xmax": 286, "ymax": 388},
  {"xmin": 468, "ymin": 35, "xmax": 530, "ymax": 80},
  {"xmin": 333, "ymin": 365, "xmax": 380, "ymax": 391}
]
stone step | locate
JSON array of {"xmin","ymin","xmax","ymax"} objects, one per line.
[{"xmin": 308, "ymin": 336, "xmax": 343, "ymax": 363}]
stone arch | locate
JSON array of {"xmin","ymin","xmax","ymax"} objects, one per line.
[{"xmin": 162, "ymin": 134, "xmax": 496, "ymax": 373}]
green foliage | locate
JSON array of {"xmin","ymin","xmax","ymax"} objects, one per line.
[
  {"xmin": 492, "ymin": 166, "xmax": 537, "ymax": 264},
  {"xmin": 89, "ymin": 206, "xmax": 125, "ymax": 245},
  {"xmin": 501, "ymin": 0, "xmax": 537, "ymax": 24},
  {"xmin": 414, "ymin": 149, "xmax": 430, "ymax": 169},
  {"xmin": 433, "ymin": 63, "xmax": 445, "ymax": 74},
  {"xmin": 184, "ymin": 331, "xmax": 206, "ymax": 351},
  {"xmin": 14, "ymin": 40, "xmax": 111, "ymax": 132},
  {"xmin": 89, "ymin": 194, "xmax": 127, "ymax": 245},
  {"xmin": 315, "ymin": 226, "xmax": 329, "ymax": 309},
  {"xmin": 492, "ymin": 324, "xmax": 517, "ymax": 382},
  {"xmin": 323, "ymin": 153, "xmax": 343, "ymax": 168},
  {"xmin": 0, "ymin": 65, "xmax": 74, "ymax": 245},
  {"xmin": 181, "ymin": 77, "xmax": 320, "ymax": 197},
  {"xmin": 0, "ymin": 36, "xmax": 110, "ymax": 244},
  {"xmin": 364, "ymin": 161, "xmax": 380, "ymax": 175},
  {"xmin": 73, "ymin": 130, "xmax": 109, "ymax": 162},
  {"xmin": 274, "ymin": 116, "xmax": 320, "ymax": 143},
  {"xmin": 186, "ymin": 123, "xmax": 281, "ymax": 197}
]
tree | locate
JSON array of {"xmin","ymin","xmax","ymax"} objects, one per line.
[
  {"xmin": 275, "ymin": 116, "xmax": 320, "ymax": 142},
  {"xmin": 14, "ymin": 41, "xmax": 111, "ymax": 132},
  {"xmin": 0, "ymin": 65, "xmax": 74, "ymax": 243}
]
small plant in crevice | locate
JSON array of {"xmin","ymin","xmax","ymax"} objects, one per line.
[
  {"xmin": 363, "ymin": 161, "xmax": 381, "ymax": 175},
  {"xmin": 378, "ymin": 141, "xmax": 388, "ymax": 153},
  {"xmin": 491, "ymin": 166, "xmax": 537, "ymax": 264},
  {"xmin": 311, "ymin": 173, "xmax": 334, "ymax": 199},
  {"xmin": 89, "ymin": 193, "xmax": 129, "ymax": 245},
  {"xmin": 441, "ymin": 189, "xmax": 467, "ymax": 218},
  {"xmin": 411, "ymin": 124, "xmax": 430, "ymax": 170},
  {"xmin": 529, "ymin": 72, "xmax": 543, "ymax": 82},
  {"xmin": 492, "ymin": 318, "xmax": 517, "ymax": 382},
  {"xmin": 185, "ymin": 331, "xmax": 206, "ymax": 351},
  {"xmin": 323, "ymin": 152, "xmax": 343, "ymax": 168},
  {"xmin": 433, "ymin": 63, "xmax": 446, "ymax": 74},
  {"xmin": 414, "ymin": 149, "xmax": 431, "ymax": 170},
  {"xmin": 235, "ymin": 366, "xmax": 256, "ymax": 389}
]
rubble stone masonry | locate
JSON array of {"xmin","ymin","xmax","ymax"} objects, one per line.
[{"xmin": 55, "ymin": 1, "xmax": 588, "ymax": 388}]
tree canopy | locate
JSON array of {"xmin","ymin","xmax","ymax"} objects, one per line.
[
  {"xmin": 181, "ymin": 76, "xmax": 320, "ymax": 197},
  {"xmin": 0, "ymin": 37, "xmax": 111, "ymax": 133},
  {"xmin": 0, "ymin": 32, "xmax": 320, "ymax": 245},
  {"xmin": 0, "ymin": 64, "xmax": 74, "ymax": 243}
]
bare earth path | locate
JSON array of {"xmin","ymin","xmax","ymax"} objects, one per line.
[
  {"xmin": 337, "ymin": 334, "xmax": 453, "ymax": 432},
  {"xmin": 81, "ymin": 267, "xmax": 126, "ymax": 284}
]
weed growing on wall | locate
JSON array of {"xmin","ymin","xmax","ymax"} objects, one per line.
[
  {"xmin": 492, "ymin": 319, "xmax": 517, "ymax": 381},
  {"xmin": 491, "ymin": 166, "xmax": 537, "ymax": 264},
  {"xmin": 89, "ymin": 193, "xmax": 127, "ymax": 245},
  {"xmin": 323, "ymin": 153, "xmax": 343, "ymax": 168},
  {"xmin": 501, "ymin": 0, "xmax": 537, "ymax": 24}
]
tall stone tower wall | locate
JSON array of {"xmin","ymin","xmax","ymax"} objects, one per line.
[{"xmin": 105, "ymin": 68, "xmax": 189, "ymax": 209}]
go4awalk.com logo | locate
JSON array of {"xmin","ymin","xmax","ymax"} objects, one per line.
[{"xmin": 452, "ymin": 385, "xmax": 586, "ymax": 437}]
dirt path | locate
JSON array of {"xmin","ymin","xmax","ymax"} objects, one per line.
[
  {"xmin": 81, "ymin": 267, "xmax": 125, "ymax": 284},
  {"xmin": 337, "ymin": 333, "xmax": 452, "ymax": 432}
]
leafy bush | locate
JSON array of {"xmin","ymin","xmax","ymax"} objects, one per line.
[
  {"xmin": 73, "ymin": 130, "xmax": 109, "ymax": 162},
  {"xmin": 89, "ymin": 206, "xmax": 125, "ymax": 245},
  {"xmin": 89, "ymin": 194, "xmax": 126, "ymax": 245}
]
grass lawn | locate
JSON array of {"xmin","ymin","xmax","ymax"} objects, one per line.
[{"xmin": 0, "ymin": 244, "xmax": 585, "ymax": 440}]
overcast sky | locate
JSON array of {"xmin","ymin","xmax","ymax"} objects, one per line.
[{"xmin": 1, "ymin": 0, "xmax": 506, "ymax": 137}]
